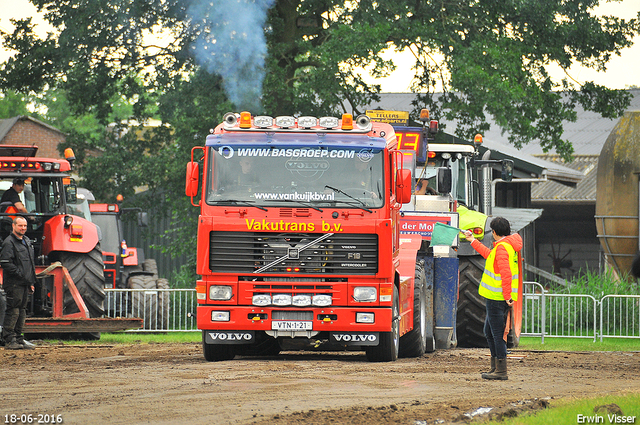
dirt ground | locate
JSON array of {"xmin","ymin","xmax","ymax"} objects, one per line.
[{"xmin": 1, "ymin": 343, "xmax": 639, "ymax": 425}]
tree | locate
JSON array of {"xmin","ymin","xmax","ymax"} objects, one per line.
[
  {"xmin": 2, "ymin": 1, "xmax": 638, "ymax": 159},
  {"xmin": 0, "ymin": 90, "xmax": 31, "ymax": 118}
]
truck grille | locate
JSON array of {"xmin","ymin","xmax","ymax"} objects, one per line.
[{"xmin": 209, "ymin": 232, "xmax": 378, "ymax": 275}]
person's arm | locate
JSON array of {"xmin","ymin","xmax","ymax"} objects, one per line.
[
  {"xmin": 493, "ymin": 244, "xmax": 514, "ymax": 304},
  {"xmin": 0, "ymin": 240, "xmax": 23, "ymax": 280},
  {"xmin": 13, "ymin": 201, "xmax": 28, "ymax": 213},
  {"xmin": 464, "ymin": 231, "xmax": 491, "ymax": 259}
]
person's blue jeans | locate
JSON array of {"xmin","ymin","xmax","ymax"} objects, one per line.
[{"xmin": 484, "ymin": 298, "xmax": 509, "ymax": 359}]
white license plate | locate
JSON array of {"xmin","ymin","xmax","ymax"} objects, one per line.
[{"xmin": 272, "ymin": 321, "xmax": 312, "ymax": 331}]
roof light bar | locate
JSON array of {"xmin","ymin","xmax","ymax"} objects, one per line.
[
  {"xmin": 319, "ymin": 117, "xmax": 339, "ymax": 129},
  {"xmin": 297, "ymin": 116, "xmax": 317, "ymax": 129},
  {"xmin": 275, "ymin": 116, "xmax": 295, "ymax": 128}
]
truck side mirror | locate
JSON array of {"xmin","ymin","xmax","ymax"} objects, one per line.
[
  {"xmin": 436, "ymin": 167, "xmax": 451, "ymax": 194},
  {"xmin": 396, "ymin": 168, "xmax": 412, "ymax": 204},
  {"xmin": 185, "ymin": 162, "xmax": 200, "ymax": 197},
  {"xmin": 501, "ymin": 160, "xmax": 514, "ymax": 182},
  {"xmin": 138, "ymin": 212, "xmax": 149, "ymax": 227}
]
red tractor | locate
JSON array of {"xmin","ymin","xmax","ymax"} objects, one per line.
[
  {"xmin": 0, "ymin": 145, "xmax": 140, "ymax": 334},
  {"xmin": 89, "ymin": 200, "xmax": 169, "ymax": 330}
]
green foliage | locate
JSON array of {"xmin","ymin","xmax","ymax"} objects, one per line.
[
  {"xmin": 560, "ymin": 269, "xmax": 638, "ymax": 298},
  {"xmin": 0, "ymin": 90, "xmax": 31, "ymax": 118}
]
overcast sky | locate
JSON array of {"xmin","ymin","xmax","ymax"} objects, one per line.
[{"xmin": 1, "ymin": 0, "xmax": 639, "ymax": 92}]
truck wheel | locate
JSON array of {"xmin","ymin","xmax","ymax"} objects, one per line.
[
  {"xmin": 399, "ymin": 262, "xmax": 428, "ymax": 358},
  {"xmin": 456, "ymin": 256, "xmax": 487, "ymax": 348},
  {"xmin": 143, "ymin": 259, "xmax": 158, "ymax": 279},
  {"xmin": 60, "ymin": 247, "xmax": 106, "ymax": 318},
  {"xmin": 128, "ymin": 274, "xmax": 160, "ymax": 330},
  {"xmin": 203, "ymin": 331, "xmax": 235, "ymax": 361},
  {"xmin": 366, "ymin": 286, "xmax": 399, "ymax": 362}
]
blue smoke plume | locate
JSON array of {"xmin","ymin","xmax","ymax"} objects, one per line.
[{"xmin": 186, "ymin": 0, "xmax": 275, "ymax": 112}]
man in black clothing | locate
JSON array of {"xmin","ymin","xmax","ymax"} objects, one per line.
[
  {"xmin": 0, "ymin": 178, "xmax": 28, "ymax": 215},
  {"xmin": 1, "ymin": 216, "xmax": 36, "ymax": 350}
]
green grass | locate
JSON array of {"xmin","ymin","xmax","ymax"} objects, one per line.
[
  {"xmin": 486, "ymin": 393, "xmax": 640, "ymax": 425},
  {"xmin": 40, "ymin": 332, "xmax": 201, "ymax": 345},
  {"xmin": 518, "ymin": 336, "xmax": 640, "ymax": 352}
]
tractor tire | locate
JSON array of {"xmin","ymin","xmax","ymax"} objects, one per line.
[
  {"xmin": 60, "ymin": 247, "xmax": 106, "ymax": 318},
  {"xmin": 456, "ymin": 256, "xmax": 488, "ymax": 348},
  {"xmin": 366, "ymin": 286, "xmax": 400, "ymax": 362},
  {"xmin": 128, "ymin": 274, "xmax": 161, "ymax": 330},
  {"xmin": 143, "ymin": 259, "xmax": 158, "ymax": 279},
  {"xmin": 156, "ymin": 278, "xmax": 170, "ymax": 330},
  {"xmin": 203, "ymin": 331, "xmax": 235, "ymax": 361},
  {"xmin": 399, "ymin": 261, "xmax": 428, "ymax": 358},
  {"xmin": 457, "ymin": 256, "xmax": 520, "ymax": 348}
]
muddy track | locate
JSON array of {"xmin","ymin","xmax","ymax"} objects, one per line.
[{"xmin": 1, "ymin": 343, "xmax": 638, "ymax": 424}]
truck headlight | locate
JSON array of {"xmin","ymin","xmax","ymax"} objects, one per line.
[
  {"xmin": 356, "ymin": 312, "xmax": 375, "ymax": 323},
  {"xmin": 211, "ymin": 311, "xmax": 230, "ymax": 321},
  {"xmin": 312, "ymin": 294, "xmax": 332, "ymax": 306},
  {"xmin": 272, "ymin": 294, "xmax": 292, "ymax": 306},
  {"xmin": 209, "ymin": 285, "xmax": 233, "ymax": 301},
  {"xmin": 252, "ymin": 294, "xmax": 271, "ymax": 306},
  {"xmin": 353, "ymin": 287, "xmax": 377, "ymax": 302},
  {"xmin": 292, "ymin": 294, "xmax": 312, "ymax": 307}
]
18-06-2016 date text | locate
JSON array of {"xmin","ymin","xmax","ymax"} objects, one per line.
[{"xmin": 4, "ymin": 414, "xmax": 63, "ymax": 424}]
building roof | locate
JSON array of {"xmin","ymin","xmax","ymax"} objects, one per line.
[
  {"xmin": 530, "ymin": 155, "xmax": 598, "ymax": 203},
  {"xmin": 0, "ymin": 115, "xmax": 66, "ymax": 142}
]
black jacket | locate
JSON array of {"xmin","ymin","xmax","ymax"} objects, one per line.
[{"xmin": 0, "ymin": 233, "xmax": 36, "ymax": 287}]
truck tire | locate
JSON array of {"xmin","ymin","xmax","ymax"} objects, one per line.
[
  {"xmin": 60, "ymin": 247, "xmax": 106, "ymax": 318},
  {"xmin": 203, "ymin": 331, "xmax": 235, "ymax": 361},
  {"xmin": 143, "ymin": 259, "xmax": 158, "ymax": 279},
  {"xmin": 366, "ymin": 285, "xmax": 399, "ymax": 362},
  {"xmin": 399, "ymin": 262, "xmax": 428, "ymax": 358}
]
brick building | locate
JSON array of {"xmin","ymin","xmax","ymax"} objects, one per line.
[{"xmin": 0, "ymin": 115, "xmax": 66, "ymax": 158}]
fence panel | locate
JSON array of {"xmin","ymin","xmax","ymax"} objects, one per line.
[
  {"xmin": 105, "ymin": 288, "xmax": 199, "ymax": 332},
  {"xmin": 522, "ymin": 281, "xmax": 546, "ymax": 342},
  {"xmin": 544, "ymin": 294, "xmax": 597, "ymax": 341},
  {"xmin": 600, "ymin": 295, "xmax": 640, "ymax": 341}
]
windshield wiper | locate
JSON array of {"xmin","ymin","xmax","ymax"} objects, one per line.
[
  {"xmin": 272, "ymin": 199, "xmax": 323, "ymax": 212},
  {"xmin": 324, "ymin": 185, "xmax": 373, "ymax": 213},
  {"xmin": 218, "ymin": 199, "xmax": 268, "ymax": 211}
]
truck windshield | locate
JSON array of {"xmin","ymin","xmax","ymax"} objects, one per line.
[{"xmin": 205, "ymin": 141, "xmax": 385, "ymax": 209}]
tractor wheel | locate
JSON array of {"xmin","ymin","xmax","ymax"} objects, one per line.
[
  {"xmin": 202, "ymin": 331, "xmax": 235, "ymax": 361},
  {"xmin": 143, "ymin": 259, "xmax": 158, "ymax": 279},
  {"xmin": 456, "ymin": 256, "xmax": 488, "ymax": 348},
  {"xmin": 457, "ymin": 256, "xmax": 520, "ymax": 348},
  {"xmin": 128, "ymin": 274, "xmax": 160, "ymax": 330},
  {"xmin": 156, "ymin": 278, "xmax": 170, "ymax": 330},
  {"xmin": 366, "ymin": 286, "xmax": 399, "ymax": 362},
  {"xmin": 60, "ymin": 247, "xmax": 106, "ymax": 318},
  {"xmin": 399, "ymin": 261, "xmax": 428, "ymax": 358}
]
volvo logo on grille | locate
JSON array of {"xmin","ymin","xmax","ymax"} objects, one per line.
[
  {"xmin": 330, "ymin": 332, "xmax": 379, "ymax": 346},
  {"xmin": 205, "ymin": 331, "xmax": 255, "ymax": 344},
  {"xmin": 288, "ymin": 247, "xmax": 300, "ymax": 259}
]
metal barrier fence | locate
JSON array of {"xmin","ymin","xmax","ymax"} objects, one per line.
[
  {"xmin": 600, "ymin": 295, "xmax": 640, "ymax": 341},
  {"xmin": 105, "ymin": 288, "xmax": 199, "ymax": 332},
  {"xmin": 104, "ymin": 287, "xmax": 640, "ymax": 340},
  {"xmin": 522, "ymin": 283, "xmax": 640, "ymax": 342}
]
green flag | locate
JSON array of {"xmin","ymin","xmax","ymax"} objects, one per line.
[{"xmin": 430, "ymin": 222, "xmax": 462, "ymax": 246}]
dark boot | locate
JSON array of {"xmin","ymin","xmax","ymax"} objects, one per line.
[
  {"xmin": 484, "ymin": 357, "xmax": 496, "ymax": 374},
  {"xmin": 482, "ymin": 358, "xmax": 508, "ymax": 380}
]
